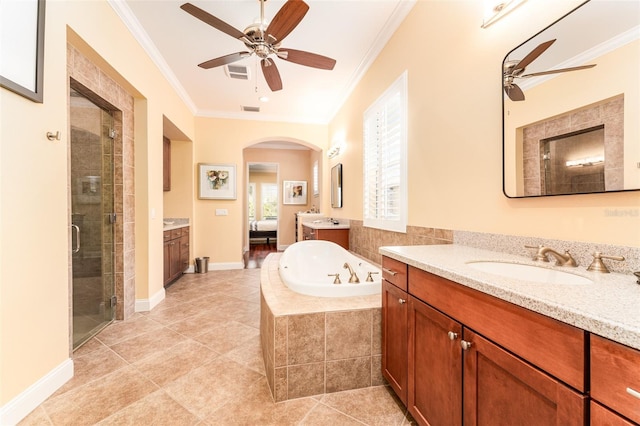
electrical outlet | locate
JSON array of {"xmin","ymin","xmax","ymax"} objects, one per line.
[{"xmin": 215, "ymin": 209, "xmax": 228, "ymax": 216}]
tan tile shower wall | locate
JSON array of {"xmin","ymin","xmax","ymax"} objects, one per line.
[
  {"xmin": 522, "ymin": 95, "xmax": 624, "ymax": 196},
  {"xmin": 68, "ymin": 44, "xmax": 135, "ymax": 320},
  {"xmin": 348, "ymin": 220, "xmax": 453, "ymax": 265}
]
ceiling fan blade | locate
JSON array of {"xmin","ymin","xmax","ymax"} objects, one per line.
[
  {"xmin": 513, "ymin": 39, "xmax": 556, "ymax": 72},
  {"xmin": 261, "ymin": 58, "xmax": 283, "ymax": 91},
  {"xmin": 198, "ymin": 52, "xmax": 252, "ymax": 69},
  {"xmin": 277, "ymin": 49, "xmax": 336, "ymax": 70},
  {"xmin": 520, "ymin": 64, "xmax": 596, "ymax": 78},
  {"xmin": 505, "ymin": 84, "xmax": 525, "ymax": 101},
  {"xmin": 266, "ymin": 0, "xmax": 309, "ymax": 44},
  {"xmin": 180, "ymin": 3, "xmax": 247, "ymax": 40}
]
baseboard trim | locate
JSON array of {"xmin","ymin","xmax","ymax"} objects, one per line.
[
  {"xmin": 0, "ymin": 358, "xmax": 73, "ymax": 425},
  {"xmin": 209, "ymin": 261, "xmax": 244, "ymax": 270},
  {"xmin": 135, "ymin": 287, "xmax": 165, "ymax": 312},
  {"xmin": 277, "ymin": 244, "xmax": 289, "ymax": 252}
]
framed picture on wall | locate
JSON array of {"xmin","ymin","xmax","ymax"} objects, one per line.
[
  {"xmin": 283, "ymin": 180, "xmax": 307, "ymax": 205},
  {"xmin": 0, "ymin": 0, "xmax": 46, "ymax": 103},
  {"xmin": 198, "ymin": 163, "xmax": 237, "ymax": 199}
]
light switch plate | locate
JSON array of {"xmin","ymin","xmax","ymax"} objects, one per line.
[{"xmin": 215, "ymin": 209, "xmax": 228, "ymax": 216}]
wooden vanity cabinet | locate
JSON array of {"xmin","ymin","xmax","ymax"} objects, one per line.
[
  {"xmin": 591, "ymin": 335, "xmax": 640, "ymax": 425},
  {"xmin": 381, "ymin": 256, "xmax": 409, "ymax": 404},
  {"xmin": 408, "ymin": 296, "xmax": 462, "ymax": 425},
  {"xmin": 301, "ymin": 224, "xmax": 349, "ymax": 250},
  {"xmin": 383, "ymin": 260, "xmax": 588, "ymax": 425},
  {"xmin": 163, "ymin": 226, "xmax": 189, "ymax": 286}
]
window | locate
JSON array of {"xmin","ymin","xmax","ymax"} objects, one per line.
[
  {"xmin": 261, "ymin": 183, "xmax": 278, "ymax": 219},
  {"xmin": 248, "ymin": 183, "xmax": 256, "ymax": 220},
  {"xmin": 363, "ymin": 71, "xmax": 407, "ymax": 233},
  {"xmin": 312, "ymin": 160, "xmax": 319, "ymax": 196}
]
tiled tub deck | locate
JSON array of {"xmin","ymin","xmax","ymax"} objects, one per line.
[{"xmin": 260, "ymin": 253, "xmax": 383, "ymax": 402}]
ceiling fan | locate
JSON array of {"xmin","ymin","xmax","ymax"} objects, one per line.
[
  {"xmin": 503, "ymin": 39, "xmax": 596, "ymax": 101},
  {"xmin": 180, "ymin": 0, "xmax": 336, "ymax": 92}
]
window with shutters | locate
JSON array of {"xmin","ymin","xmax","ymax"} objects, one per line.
[
  {"xmin": 261, "ymin": 183, "xmax": 278, "ymax": 219},
  {"xmin": 363, "ymin": 71, "xmax": 407, "ymax": 233}
]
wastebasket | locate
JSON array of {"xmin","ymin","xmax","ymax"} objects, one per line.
[{"xmin": 195, "ymin": 257, "xmax": 209, "ymax": 274}]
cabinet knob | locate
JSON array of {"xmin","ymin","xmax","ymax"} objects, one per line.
[
  {"xmin": 461, "ymin": 340, "xmax": 473, "ymax": 351},
  {"xmin": 398, "ymin": 298, "xmax": 406, "ymax": 304},
  {"xmin": 447, "ymin": 331, "xmax": 458, "ymax": 341}
]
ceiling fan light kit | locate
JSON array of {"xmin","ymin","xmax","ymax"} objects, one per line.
[{"xmin": 181, "ymin": 0, "xmax": 336, "ymax": 93}]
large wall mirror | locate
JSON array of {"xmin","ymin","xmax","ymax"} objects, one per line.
[
  {"xmin": 331, "ymin": 163, "xmax": 343, "ymax": 208},
  {"xmin": 503, "ymin": 0, "xmax": 639, "ymax": 198}
]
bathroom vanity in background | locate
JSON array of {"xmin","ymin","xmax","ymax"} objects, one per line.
[
  {"xmin": 163, "ymin": 223, "xmax": 190, "ymax": 286},
  {"xmin": 380, "ymin": 245, "xmax": 640, "ymax": 426},
  {"xmin": 302, "ymin": 223, "xmax": 349, "ymax": 250}
]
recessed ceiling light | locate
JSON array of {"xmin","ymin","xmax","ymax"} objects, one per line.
[{"xmin": 259, "ymin": 96, "xmax": 269, "ymax": 102}]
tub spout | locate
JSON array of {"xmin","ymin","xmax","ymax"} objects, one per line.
[{"xmin": 343, "ymin": 263, "xmax": 360, "ymax": 283}]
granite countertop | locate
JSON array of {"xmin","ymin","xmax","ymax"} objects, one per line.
[
  {"xmin": 379, "ymin": 244, "xmax": 640, "ymax": 350},
  {"xmin": 163, "ymin": 218, "xmax": 189, "ymax": 231},
  {"xmin": 302, "ymin": 221, "xmax": 350, "ymax": 230}
]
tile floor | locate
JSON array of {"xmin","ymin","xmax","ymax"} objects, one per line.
[{"xmin": 20, "ymin": 269, "xmax": 415, "ymax": 425}]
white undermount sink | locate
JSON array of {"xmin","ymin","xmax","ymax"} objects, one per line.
[{"xmin": 466, "ymin": 261, "xmax": 593, "ymax": 285}]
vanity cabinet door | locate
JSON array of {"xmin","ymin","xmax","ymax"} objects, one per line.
[
  {"xmin": 408, "ymin": 296, "xmax": 462, "ymax": 426},
  {"xmin": 382, "ymin": 280, "xmax": 408, "ymax": 404},
  {"xmin": 591, "ymin": 335, "xmax": 640, "ymax": 424},
  {"xmin": 463, "ymin": 329, "xmax": 587, "ymax": 426}
]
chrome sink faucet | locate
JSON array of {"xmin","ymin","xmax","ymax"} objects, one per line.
[
  {"xmin": 343, "ymin": 262, "xmax": 360, "ymax": 283},
  {"xmin": 525, "ymin": 245, "xmax": 578, "ymax": 267}
]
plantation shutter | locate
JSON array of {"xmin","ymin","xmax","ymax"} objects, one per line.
[{"xmin": 363, "ymin": 71, "xmax": 407, "ymax": 233}]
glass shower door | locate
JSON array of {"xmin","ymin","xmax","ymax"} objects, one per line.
[{"xmin": 70, "ymin": 87, "xmax": 115, "ymax": 349}]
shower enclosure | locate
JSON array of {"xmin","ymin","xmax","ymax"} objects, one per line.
[{"xmin": 70, "ymin": 85, "xmax": 116, "ymax": 349}]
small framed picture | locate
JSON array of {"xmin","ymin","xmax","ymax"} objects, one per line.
[
  {"xmin": 198, "ymin": 163, "xmax": 237, "ymax": 200},
  {"xmin": 283, "ymin": 180, "xmax": 307, "ymax": 205}
]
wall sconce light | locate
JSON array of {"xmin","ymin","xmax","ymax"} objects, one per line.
[
  {"xmin": 481, "ymin": 0, "xmax": 527, "ymax": 28},
  {"xmin": 327, "ymin": 140, "xmax": 347, "ymax": 158},
  {"xmin": 565, "ymin": 155, "xmax": 604, "ymax": 167},
  {"xmin": 327, "ymin": 143, "xmax": 341, "ymax": 158}
]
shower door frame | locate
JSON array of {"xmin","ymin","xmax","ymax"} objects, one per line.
[{"xmin": 68, "ymin": 78, "xmax": 121, "ymax": 350}]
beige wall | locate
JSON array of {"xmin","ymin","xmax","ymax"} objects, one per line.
[{"xmin": 328, "ymin": 0, "xmax": 640, "ymax": 247}]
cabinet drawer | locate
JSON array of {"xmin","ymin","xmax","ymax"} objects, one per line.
[
  {"xmin": 409, "ymin": 267, "xmax": 586, "ymax": 392},
  {"xmin": 590, "ymin": 401, "xmax": 636, "ymax": 426},
  {"xmin": 170, "ymin": 228, "xmax": 183, "ymax": 239},
  {"xmin": 163, "ymin": 231, "xmax": 172, "ymax": 242},
  {"xmin": 591, "ymin": 335, "xmax": 640, "ymax": 424},
  {"xmin": 382, "ymin": 256, "xmax": 408, "ymax": 291}
]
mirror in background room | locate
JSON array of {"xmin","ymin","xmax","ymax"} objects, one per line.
[
  {"xmin": 331, "ymin": 163, "xmax": 343, "ymax": 208},
  {"xmin": 502, "ymin": 0, "xmax": 639, "ymax": 198}
]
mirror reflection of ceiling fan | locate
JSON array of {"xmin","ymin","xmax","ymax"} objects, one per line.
[
  {"xmin": 180, "ymin": 0, "xmax": 336, "ymax": 92},
  {"xmin": 503, "ymin": 39, "xmax": 596, "ymax": 101}
]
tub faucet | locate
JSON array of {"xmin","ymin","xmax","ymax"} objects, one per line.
[
  {"xmin": 343, "ymin": 263, "xmax": 360, "ymax": 283},
  {"xmin": 525, "ymin": 245, "xmax": 578, "ymax": 267}
]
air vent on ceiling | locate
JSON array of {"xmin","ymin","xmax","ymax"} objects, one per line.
[
  {"xmin": 225, "ymin": 64, "xmax": 250, "ymax": 80},
  {"xmin": 241, "ymin": 105, "xmax": 260, "ymax": 113}
]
